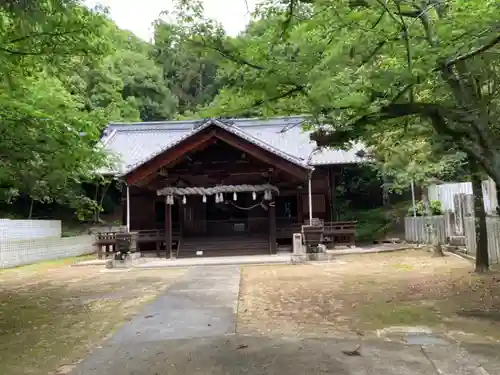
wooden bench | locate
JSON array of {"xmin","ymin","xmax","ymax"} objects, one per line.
[
  {"xmin": 323, "ymin": 221, "xmax": 357, "ymax": 247},
  {"xmin": 137, "ymin": 230, "xmax": 166, "ymax": 256},
  {"xmin": 95, "ymin": 229, "xmax": 172, "ymax": 258}
]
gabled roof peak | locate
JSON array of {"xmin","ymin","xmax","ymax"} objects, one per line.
[{"xmin": 100, "ymin": 115, "xmax": 366, "ymax": 175}]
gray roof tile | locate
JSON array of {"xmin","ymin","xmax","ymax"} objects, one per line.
[{"xmin": 100, "ymin": 116, "xmax": 366, "ymax": 175}]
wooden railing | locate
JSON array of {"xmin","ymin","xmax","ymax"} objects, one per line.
[
  {"xmin": 93, "ymin": 218, "xmax": 357, "ymax": 257},
  {"xmin": 323, "ymin": 221, "xmax": 357, "ymax": 247},
  {"xmin": 276, "ymin": 219, "xmax": 357, "ymax": 246},
  {"xmin": 94, "ymin": 228, "xmax": 180, "ymax": 257}
]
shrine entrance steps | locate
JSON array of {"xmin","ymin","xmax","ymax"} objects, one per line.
[{"xmin": 177, "ymin": 235, "xmax": 270, "ymax": 258}]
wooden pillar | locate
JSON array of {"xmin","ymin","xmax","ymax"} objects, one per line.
[
  {"xmin": 330, "ymin": 170, "xmax": 337, "ymax": 221},
  {"xmin": 165, "ymin": 201, "xmax": 172, "ymax": 259},
  {"xmin": 126, "ymin": 184, "xmax": 130, "ymax": 231},
  {"xmin": 269, "ymin": 201, "xmax": 277, "ymax": 254},
  {"xmin": 297, "ymin": 189, "xmax": 303, "ymax": 224},
  {"xmin": 179, "ymin": 206, "xmax": 184, "ymax": 237}
]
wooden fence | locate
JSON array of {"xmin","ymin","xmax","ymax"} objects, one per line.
[
  {"xmin": 404, "ymin": 216, "xmax": 447, "ymax": 245},
  {"xmin": 463, "ymin": 217, "xmax": 500, "ymax": 265},
  {"xmin": 404, "ymin": 215, "xmax": 500, "ymax": 265}
]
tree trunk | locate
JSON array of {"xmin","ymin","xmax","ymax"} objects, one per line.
[
  {"xmin": 97, "ymin": 180, "xmax": 112, "ymax": 223},
  {"xmin": 28, "ymin": 198, "xmax": 34, "ymax": 220},
  {"xmin": 422, "ymin": 189, "xmax": 444, "ymax": 257},
  {"xmin": 496, "ymin": 183, "xmax": 500, "ymax": 217},
  {"xmin": 93, "ymin": 183, "xmax": 99, "ymax": 223},
  {"xmin": 382, "ymin": 175, "xmax": 390, "ymax": 207},
  {"xmin": 470, "ymin": 160, "xmax": 489, "ymax": 273}
]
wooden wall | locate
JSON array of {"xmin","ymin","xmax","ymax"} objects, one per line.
[
  {"xmin": 127, "ymin": 187, "xmax": 157, "ymax": 230},
  {"xmin": 126, "ymin": 165, "xmax": 344, "ymax": 229},
  {"xmin": 297, "ymin": 166, "xmax": 338, "ymax": 222}
]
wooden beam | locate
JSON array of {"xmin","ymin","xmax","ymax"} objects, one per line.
[
  {"xmin": 269, "ymin": 201, "xmax": 277, "ymax": 254},
  {"xmin": 172, "ymin": 164, "xmax": 271, "ymax": 176},
  {"xmin": 126, "ymin": 130, "xmax": 217, "ymax": 186},
  {"xmin": 297, "ymin": 189, "xmax": 303, "ymax": 224},
  {"xmin": 161, "ymin": 138, "xmax": 218, "ymax": 170},
  {"xmin": 330, "ymin": 168, "xmax": 337, "ymax": 221},
  {"xmin": 135, "ymin": 170, "xmax": 160, "ymax": 188},
  {"xmin": 214, "ymin": 130, "xmax": 309, "ymax": 180},
  {"xmin": 165, "ymin": 201, "xmax": 172, "ymax": 259}
]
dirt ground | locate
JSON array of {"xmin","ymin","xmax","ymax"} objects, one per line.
[
  {"xmin": 238, "ymin": 250, "xmax": 500, "ymax": 341},
  {"xmin": 0, "ymin": 257, "xmax": 186, "ymax": 375}
]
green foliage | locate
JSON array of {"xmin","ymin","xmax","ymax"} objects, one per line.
[
  {"xmin": 0, "ymin": 1, "xmax": 113, "ymax": 217},
  {"xmin": 407, "ymin": 200, "xmax": 443, "ymax": 217},
  {"xmin": 366, "ymin": 124, "xmax": 468, "ymax": 191},
  {"xmin": 0, "ymin": 1, "xmax": 180, "ymax": 217},
  {"xmin": 338, "ymin": 201, "xmax": 411, "ymax": 243},
  {"xmin": 0, "ymin": 0, "xmax": 224, "ymax": 218},
  {"xmin": 152, "ymin": 13, "xmax": 223, "ymax": 115},
  {"xmin": 350, "ymin": 207, "xmax": 392, "ymax": 243},
  {"xmin": 89, "ymin": 49, "xmax": 177, "ymax": 121},
  {"xmin": 180, "ymin": 0, "xmax": 500, "ymax": 192}
]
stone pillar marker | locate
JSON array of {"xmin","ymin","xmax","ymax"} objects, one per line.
[{"xmin": 292, "ymin": 232, "xmax": 307, "ymax": 263}]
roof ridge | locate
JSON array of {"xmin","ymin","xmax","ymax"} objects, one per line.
[
  {"xmin": 108, "ymin": 127, "xmax": 191, "ymax": 133},
  {"xmin": 106, "ymin": 115, "xmax": 307, "ymax": 130},
  {"xmin": 100, "ymin": 128, "xmax": 117, "ymax": 147}
]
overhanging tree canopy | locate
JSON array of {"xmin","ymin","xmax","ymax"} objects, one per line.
[{"xmin": 183, "ymin": 0, "xmax": 499, "ymax": 191}]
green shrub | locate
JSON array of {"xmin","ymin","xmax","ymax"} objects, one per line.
[
  {"xmin": 339, "ymin": 206, "xmax": 392, "ymax": 243},
  {"xmin": 407, "ymin": 200, "xmax": 443, "ymax": 216}
]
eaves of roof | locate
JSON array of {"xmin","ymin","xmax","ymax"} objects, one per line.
[{"xmin": 120, "ymin": 118, "xmax": 313, "ymax": 176}]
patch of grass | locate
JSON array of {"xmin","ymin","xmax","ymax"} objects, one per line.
[
  {"xmin": 0, "ymin": 254, "xmax": 95, "ymax": 276},
  {"xmin": 391, "ymin": 263, "xmax": 414, "ymax": 271},
  {"xmin": 0, "ymin": 266, "xmax": 186, "ymax": 375},
  {"xmin": 358, "ymin": 302, "xmax": 443, "ymax": 328}
]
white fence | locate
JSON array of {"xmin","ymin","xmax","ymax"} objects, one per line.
[
  {"xmin": 0, "ymin": 219, "xmax": 95, "ymax": 269},
  {"xmin": 428, "ymin": 179, "xmax": 497, "ymax": 215},
  {"xmin": 463, "ymin": 217, "xmax": 500, "ymax": 265},
  {"xmin": 0, "ymin": 235, "xmax": 94, "ymax": 269},
  {"xmin": 404, "ymin": 216, "xmax": 447, "ymax": 245},
  {"xmin": 0, "ymin": 219, "xmax": 61, "ymax": 240}
]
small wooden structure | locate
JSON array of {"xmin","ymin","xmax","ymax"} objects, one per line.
[
  {"xmin": 323, "ymin": 221, "xmax": 357, "ymax": 247},
  {"xmin": 94, "ymin": 229, "xmax": 183, "ymax": 258},
  {"xmin": 115, "ymin": 232, "xmax": 137, "ymax": 252},
  {"xmin": 300, "ymin": 219, "xmax": 356, "ymax": 250},
  {"xmin": 301, "ymin": 223, "xmax": 324, "ymax": 250}
]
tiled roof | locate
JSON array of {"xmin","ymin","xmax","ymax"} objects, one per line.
[{"xmin": 100, "ymin": 116, "xmax": 366, "ymax": 175}]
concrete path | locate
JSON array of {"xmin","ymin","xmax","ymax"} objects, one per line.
[
  {"xmin": 110, "ymin": 266, "xmax": 240, "ymax": 343},
  {"xmin": 70, "ymin": 264, "xmax": 500, "ymax": 375},
  {"xmin": 70, "ymin": 335, "xmax": 498, "ymax": 375}
]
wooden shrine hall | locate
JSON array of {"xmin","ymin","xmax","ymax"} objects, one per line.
[{"xmin": 99, "ymin": 116, "xmax": 366, "ymax": 258}]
